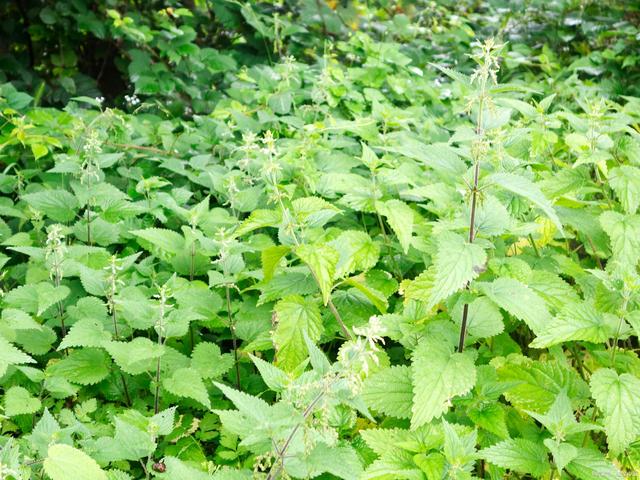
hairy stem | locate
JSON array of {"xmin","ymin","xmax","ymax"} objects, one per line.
[
  {"xmin": 226, "ymin": 285, "xmax": 241, "ymax": 390},
  {"xmin": 266, "ymin": 389, "xmax": 326, "ymax": 480}
]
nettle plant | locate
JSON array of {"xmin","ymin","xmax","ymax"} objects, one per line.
[{"xmin": 1, "ymin": 14, "xmax": 640, "ymax": 480}]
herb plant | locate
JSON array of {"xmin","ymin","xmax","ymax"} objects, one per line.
[{"xmin": 0, "ymin": 1, "xmax": 640, "ymax": 479}]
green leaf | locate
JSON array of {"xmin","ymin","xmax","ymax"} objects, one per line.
[
  {"xmin": 235, "ymin": 209, "xmax": 281, "ymax": 236},
  {"xmin": 590, "ymin": 368, "xmax": 640, "ymax": 454},
  {"xmin": 362, "ymin": 365, "xmax": 413, "ymax": 419},
  {"xmin": 481, "ymin": 438, "xmax": 550, "ymax": 477},
  {"xmin": 411, "ymin": 339, "xmax": 476, "ymax": 428},
  {"xmin": 496, "ymin": 356, "xmax": 590, "ymax": 413},
  {"xmin": 4, "ymin": 282, "xmax": 70, "ymax": 316},
  {"xmin": 530, "ymin": 302, "xmax": 619, "ymax": 348},
  {"xmin": 453, "ymin": 296, "xmax": 504, "ymax": 339},
  {"xmin": 0, "ymin": 335, "xmax": 36, "ymax": 377},
  {"xmin": 105, "ymin": 338, "xmax": 165, "ymax": 375},
  {"xmin": 295, "ymin": 243, "xmax": 338, "ymax": 305},
  {"xmin": 487, "ymin": 172, "xmax": 563, "ymax": 234},
  {"xmin": 565, "ymin": 448, "xmax": 624, "ymax": 480},
  {"xmin": 249, "ymin": 354, "xmax": 290, "ymax": 392},
  {"xmin": 273, "ymin": 295, "xmax": 322, "ymax": 372},
  {"xmin": 292, "ymin": 196, "xmax": 341, "ymax": 227},
  {"xmin": 376, "ymin": 200, "xmax": 415, "ymax": 254},
  {"xmin": 132, "ymin": 228, "xmax": 185, "ymax": 255},
  {"xmin": 22, "ymin": 190, "xmax": 79, "ymax": 222},
  {"xmin": 478, "ymin": 278, "xmax": 551, "ymax": 335},
  {"xmin": 44, "ymin": 444, "xmax": 107, "ymax": 480},
  {"xmin": 48, "ymin": 348, "xmax": 111, "ymax": 385},
  {"xmin": 163, "ymin": 367, "xmax": 211, "ymax": 409},
  {"xmin": 428, "ymin": 232, "xmax": 486, "ymax": 309},
  {"xmin": 330, "ymin": 230, "xmax": 380, "ymax": 278},
  {"xmin": 261, "ymin": 245, "xmax": 290, "ymax": 282},
  {"xmin": 609, "ymin": 165, "xmax": 640, "ymax": 214},
  {"xmin": 59, "ymin": 319, "xmax": 112, "ymax": 350},
  {"xmin": 157, "ymin": 456, "xmax": 213, "ymax": 480},
  {"xmin": 4, "ymin": 386, "xmax": 41, "ymax": 416},
  {"xmin": 599, "ymin": 211, "xmax": 640, "ymax": 267},
  {"xmin": 191, "ymin": 342, "xmax": 234, "ymax": 379}
]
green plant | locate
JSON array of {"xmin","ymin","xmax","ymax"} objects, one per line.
[{"xmin": 1, "ymin": 1, "xmax": 640, "ymax": 479}]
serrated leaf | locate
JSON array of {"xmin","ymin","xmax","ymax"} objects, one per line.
[
  {"xmin": 273, "ymin": 295, "xmax": 322, "ymax": 372},
  {"xmin": 249, "ymin": 354, "xmax": 289, "ymax": 392},
  {"xmin": 478, "ymin": 278, "xmax": 551, "ymax": 335},
  {"xmin": 496, "ymin": 356, "xmax": 590, "ymax": 413},
  {"xmin": 599, "ymin": 211, "xmax": 640, "ymax": 267},
  {"xmin": 0, "ymin": 335, "xmax": 36, "ymax": 377},
  {"xmin": 481, "ymin": 438, "xmax": 550, "ymax": 477},
  {"xmin": 22, "ymin": 190, "xmax": 79, "ymax": 222},
  {"xmin": 44, "ymin": 444, "xmax": 107, "ymax": 480},
  {"xmin": 453, "ymin": 296, "xmax": 504, "ymax": 339},
  {"xmin": 4, "ymin": 282, "xmax": 70, "ymax": 316},
  {"xmin": 590, "ymin": 368, "xmax": 640, "ymax": 454},
  {"xmin": 376, "ymin": 200, "xmax": 414, "ymax": 254},
  {"xmin": 261, "ymin": 245, "xmax": 290, "ymax": 282},
  {"xmin": 330, "ymin": 230, "xmax": 380, "ymax": 278},
  {"xmin": 4, "ymin": 386, "xmax": 41, "ymax": 416},
  {"xmin": 487, "ymin": 172, "xmax": 563, "ymax": 234},
  {"xmin": 565, "ymin": 448, "xmax": 624, "ymax": 480},
  {"xmin": 163, "ymin": 367, "xmax": 211, "ymax": 409},
  {"xmin": 191, "ymin": 342, "xmax": 234, "ymax": 379},
  {"xmin": 48, "ymin": 348, "xmax": 111, "ymax": 385},
  {"xmin": 292, "ymin": 196, "xmax": 341, "ymax": 227},
  {"xmin": 362, "ymin": 365, "xmax": 413, "ymax": 419},
  {"xmin": 59, "ymin": 319, "xmax": 112, "ymax": 350},
  {"xmin": 235, "ymin": 209, "xmax": 281, "ymax": 236},
  {"xmin": 609, "ymin": 165, "xmax": 640, "ymax": 214},
  {"xmin": 104, "ymin": 338, "xmax": 165, "ymax": 375},
  {"xmin": 132, "ymin": 228, "xmax": 185, "ymax": 255},
  {"xmin": 428, "ymin": 232, "xmax": 486, "ymax": 309},
  {"xmin": 530, "ymin": 302, "xmax": 619, "ymax": 348},
  {"xmin": 295, "ymin": 243, "xmax": 338, "ymax": 305},
  {"xmin": 411, "ymin": 339, "xmax": 476, "ymax": 428}
]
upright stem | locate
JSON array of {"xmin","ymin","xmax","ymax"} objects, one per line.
[
  {"xmin": 226, "ymin": 285, "xmax": 241, "ymax": 390},
  {"xmin": 111, "ymin": 307, "xmax": 131, "ymax": 406},
  {"xmin": 458, "ymin": 77, "xmax": 486, "ymax": 353},
  {"xmin": 86, "ymin": 205, "xmax": 92, "ymax": 246},
  {"xmin": 266, "ymin": 389, "xmax": 326, "ymax": 480}
]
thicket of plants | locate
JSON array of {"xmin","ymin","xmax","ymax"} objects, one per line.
[{"xmin": 1, "ymin": 1, "xmax": 640, "ymax": 478}]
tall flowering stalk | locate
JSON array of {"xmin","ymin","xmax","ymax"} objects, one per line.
[{"xmin": 458, "ymin": 39, "xmax": 503, "ymax": 353}]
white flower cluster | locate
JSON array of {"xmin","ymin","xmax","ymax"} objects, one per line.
[{"xmin": 124, "ymin": 94, "xmax": 140, "ymax": 106}]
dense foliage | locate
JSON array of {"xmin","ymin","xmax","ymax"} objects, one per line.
[{"xmin": 1, "ymin": 1, "xmax": 640, "ymax": 479}]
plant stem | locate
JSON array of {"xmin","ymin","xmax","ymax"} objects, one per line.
[
  {"xmin": 266, "ymin": 389, "xmax": 326, "ymax": 480},
  {"xmin": 458, "ymin": 159, "xmax": 480, "ymax": 353},
  {"xmin": 458, "ymin": 67, "xmax": 487, "ymax": 354},
  {"xmin": 226, "ymin": 284, "xmax": 241, "ymax": 390},
  {"xmin": 111, "ymin": 308, "xmax": 132, "ymax": 406}
]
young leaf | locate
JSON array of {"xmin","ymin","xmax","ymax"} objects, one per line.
[
  {"xmin": 44, "ymin": 444, "xmax": 107, "ymax": 480},
  {"xmin": 481, "ymin": 438, "xmax": 550, "ymax": 477},
  {"xmin": 428, "ymin": 232, "xmax": 486, "ymax": 309},
  {"xmin": 599, "ymin": 211, "xmax": 640, "ymax": 267},
  {"xmin": 478, "ymin": 278, "xmax": 551, "ymax": 335},
  {"xmin": 362, "ymin": 365, "xmax": 413, "ymax": 419},
  {"xmin": 163, "ymin": 367, "xmax": 211, "ymax": 409},
  {"xmin": 487, "ymin": 172, "xmax": 563, "ymax": 234},
  {"xmin": 295, "ymin": 243, "xmax": 338, "ymax": 305},
  {"xmin": 529, "ymin": 302, "xmax": 619, "ymax": 348},
  {"xmin": 411, "ymin": 339, "xmax": 476, "ymax": 428},
  {"xmin": 609, "ymin": 165, "xmax": 640, "ymax": 214},
  {"xmin": 590, "ymin": 368, "xmax": 640, "ymax": 454},
  {"xmin": 104, "ymin": 338, "xmax": 165, "ymax": 375},
  {"xmin": 375, "ymin": 199, "xmax": 414, "ymax": 254},
  {"xmin": 4, "ymin": 386, "xmax": 42, "ymax": 417},
  {"xmin": 273, "ymin": 295, "xmax": 322, "ymax": 372}
]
